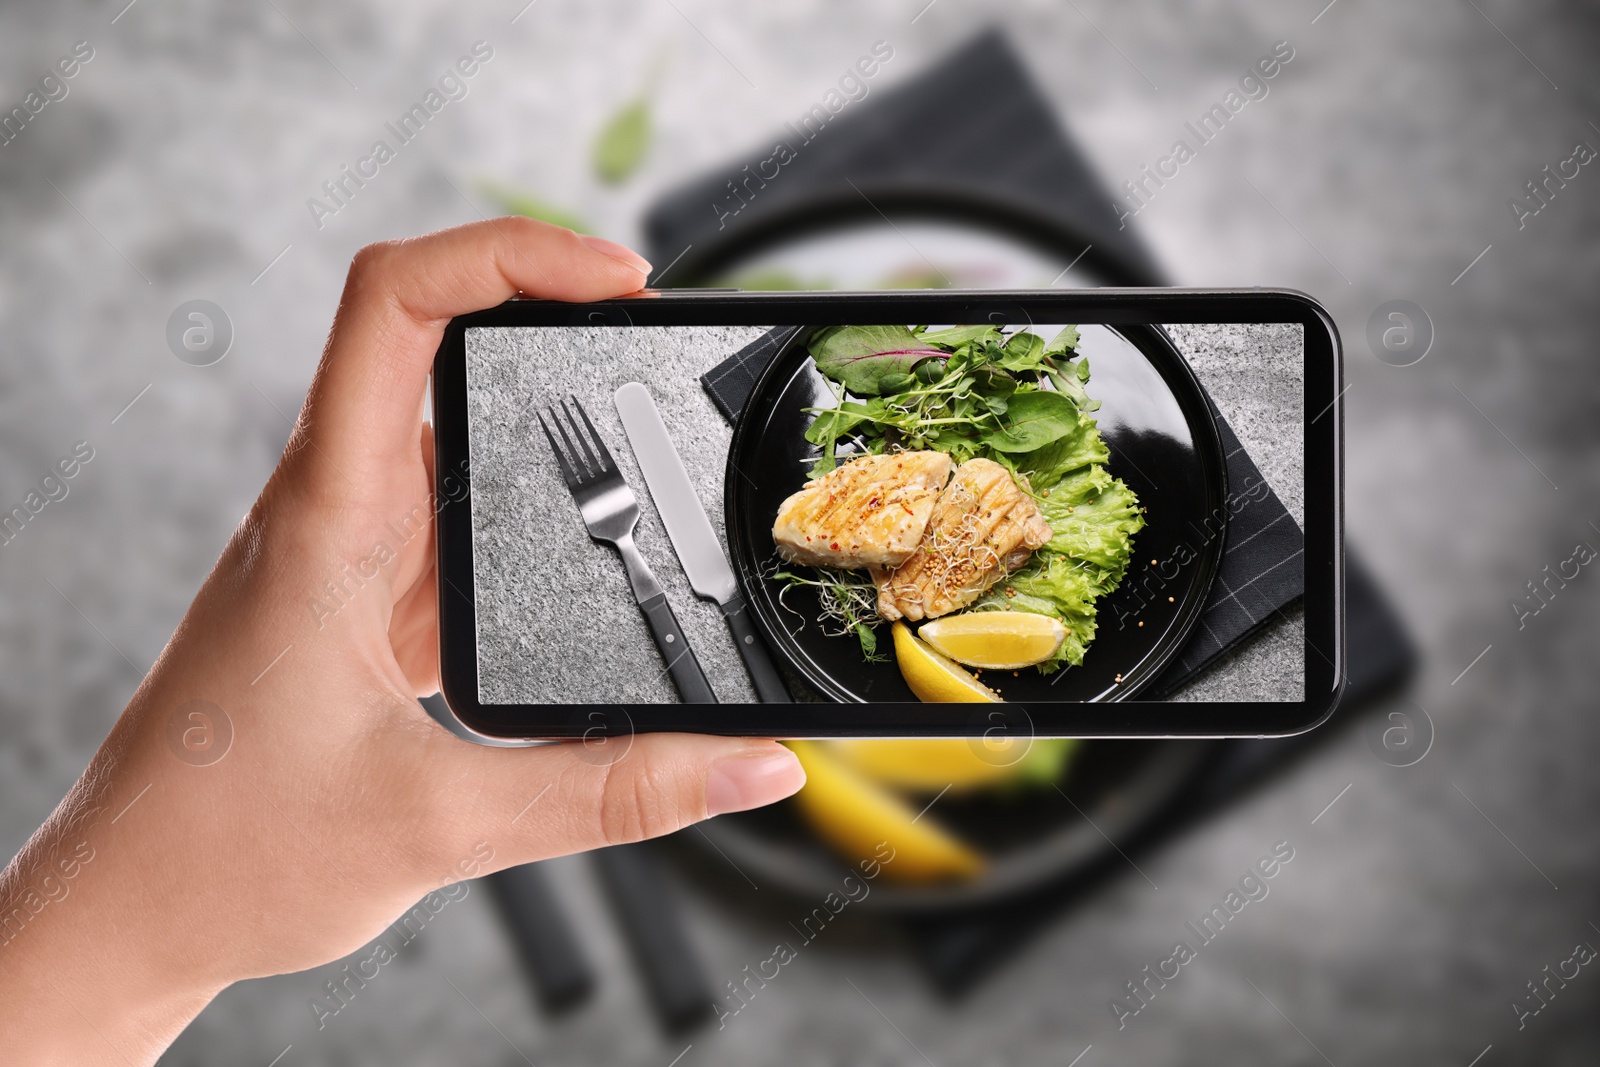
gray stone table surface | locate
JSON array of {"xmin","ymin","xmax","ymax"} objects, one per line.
[
  {"xmin": 466, "ymin": 322, "xmax": 1301, "ymax": 706},
  {"xmin": 1, "ymin": 1, "xmax": 1596, "ymax": 1064}
]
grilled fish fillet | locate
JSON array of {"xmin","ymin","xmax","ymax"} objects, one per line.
[
  {"xmin": 772, "ymin": 451, "xmax": 954, "ymax": 568},
  {"xmin": 873, "ymin": 458, "xmax": 1053, "ymax": 621}
]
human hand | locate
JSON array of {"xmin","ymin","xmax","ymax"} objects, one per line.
[{"xmin": 0, "ymin": 219, "xmax": 805, "ymax": 1064}]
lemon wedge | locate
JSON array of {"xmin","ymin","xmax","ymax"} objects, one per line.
[
  {"xmin": 828, "ymin": 738, "xmax": 1026, "ymax": 791},
  {"xmin": 892, "ymin": 621, "xmax": 1002, "ymax": 702},
  {"xmin": 787, "ymin": 741, "xmax": 986, "ymax": 882},
  {"xmin": 917, "ymin": 612, "xmax": 1066, "ymax": 670}
]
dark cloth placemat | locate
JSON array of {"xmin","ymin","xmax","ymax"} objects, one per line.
[
  {"xmin": 699, "ymin": 329, "xmax": 1304, "ymax": 696},
  {"xmin": 700, "ymin": 326, "xmax": 802, "ymax": 424},
  {"xmin": 643, "ymin": 28, "xmax": 1165, "ymax": 288},
  {"xmin": 1148, "ymin": 396, "xmax": 1304, "ymax": 695}
]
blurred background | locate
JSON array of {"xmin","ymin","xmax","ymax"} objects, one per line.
[{"xmin": 3, "ymin": 0, "xmax": 1598, "ymax": 1063}]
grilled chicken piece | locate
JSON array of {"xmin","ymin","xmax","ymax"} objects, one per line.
[
  {"xmin": 873, "ymin": 458, "xmax": 1053, "ymax": 621},
  {"xmin": 773, "ymin": 451, "xmax": 954, "ymax": 569}
]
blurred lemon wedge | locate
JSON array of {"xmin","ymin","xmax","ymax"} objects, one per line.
[
  {"xmin": 787, "ymin": 741, "xmax": 985, "ymax": 882},
  {"xmin": 892, "ymin": 621, "xmax": 1002, "ymax": 702},
  {"xmin": 828, "ymin": 738, "xmax": 1026, "ymax": 791},
  {"xmin": 917, "ymin": 612, "xmax": 1066, "ymax": 670}
]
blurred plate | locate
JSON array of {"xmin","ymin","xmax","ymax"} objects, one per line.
[
  {"xmin": 695, "ymin": 740, "xmax": 1213, "ymax": 912},
  {"xmin": 711, "ymin": 214, "xmax": 1096, "ymax": 291},
  {"xmin": 673, "ymin": 185, "xmax": 1154, "ymax": 290},
  {"xmin": 724, "ymin": 323, "xmax": 1227, "ymax": 703}
]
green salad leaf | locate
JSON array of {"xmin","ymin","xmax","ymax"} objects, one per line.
[
  {"xmin": 1004, "ymin": 418, "xmax": 1110, "ymax": 487},
  {"xmin": 997, "ymin": 329, "xmax": 1046, "ymax": 371},
  {"xmin": 1043, "ymin": 324, "xmax": 1081, "ymax": 356},
  {"xmin": 919, "ymin": 323, "xmax": 1001, "ymax": 348}
]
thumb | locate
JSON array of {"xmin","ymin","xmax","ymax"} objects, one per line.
[
  {"xmin": 302, "ymin": 219, "xmax": 652, "ymax": 482},
  {"xmin": 444, "ymin": 734, "xmax": 805, "ymax": 870}
]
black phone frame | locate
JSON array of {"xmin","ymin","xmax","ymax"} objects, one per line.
[{"xmin": 431, "ymin": 288, "xmax": 1343, "ymax": 740}]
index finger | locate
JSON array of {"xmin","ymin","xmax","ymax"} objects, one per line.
[{"xmin": 297, "ymin": 218, "xmax": 652, "ymax": 475}]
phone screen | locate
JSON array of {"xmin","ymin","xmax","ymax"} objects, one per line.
[{"xmin": 458, "ymin": 317, "xmax": 1307, "ymax": 708}]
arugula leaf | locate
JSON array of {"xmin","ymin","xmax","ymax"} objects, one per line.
[
  {"xmin": 803, "ymin": 398, "xmax": 888, "ymax": 475},
  {"xmin": 972, "ymin": 367, "xmax": 1018, "ymax": 398},
  {"xmin": 979, "ymin": 389, "xmax": 1080, "ymax": 452},
  {"xmin": 808, "ymin": 325, "xmax": 947, "ymax": 396}
]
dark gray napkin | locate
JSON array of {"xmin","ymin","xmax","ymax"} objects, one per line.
[
  {"xmin": 699, "ymin": 328, "xmax": 1304, "ymax": 695},
  {"xmin": 643, "ymin": 28, "xmax": 1165, "ymax": 288}
]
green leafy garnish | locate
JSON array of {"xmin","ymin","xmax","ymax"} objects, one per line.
[
  {"xmin": 771, "ymin": 565, "xmax": 886, "ymax": 661},
  {"xmin": 807, "ymin": 324, "xmax": 947, "ymax": 397},
  {"xmin": 1043, "ymin": 324, "xmax": 1081, "ymax": 356},
  {"xmin": 478, "ymin": 182, "xmax": 591, "ymax": 233},
  {"xmin": 978, "ymin": 390, "xmax": 1080, "ymax": 452},
  {"xmin": 1014, "ymin": 738, "xmax": 1079, "ymax": 785},
  {"xmin": 785, "ymin": 321, "xmax": 1144, "ymax": 675},
  {"xmin": 593, "ymin": 98, "xmax": 651, "ymax": 183},
  {"xmin": 919, "ymin": 324, "xmax": 1001, "ymax": 349}
]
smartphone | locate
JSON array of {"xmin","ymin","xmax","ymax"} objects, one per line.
[{"xmin": 430, "ymin": 289, "xmax": 1342, "ymax": 740}]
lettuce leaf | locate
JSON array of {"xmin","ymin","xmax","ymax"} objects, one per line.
[{"xmin": 1041, "ymin": 471, "xmax": 1145, "ymax": 577}]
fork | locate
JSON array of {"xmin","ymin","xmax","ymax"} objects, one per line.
[{"xmin": 539, "ymin": 397, "xmax": 718, "ymax": 704}]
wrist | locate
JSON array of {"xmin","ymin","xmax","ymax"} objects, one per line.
[{"xmin": 0, "ymin": 744, "xmax": 228, "ymax": 1063}]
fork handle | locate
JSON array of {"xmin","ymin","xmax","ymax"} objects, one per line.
[{"xmin": 639, "ymin": 594, "xmax": 718, "ymax": 704}]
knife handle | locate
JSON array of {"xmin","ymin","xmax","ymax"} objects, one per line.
[
  {"xmin": 639, "ymin": 593, "xmax": 718, "ymax": 703},
  {"xmin": 721, "ymin": 593, "xmax": 792, "ymax": 703},
  {"xmin": 485, "ymin": 863, "xmax": 595, "ymax": 1013}
]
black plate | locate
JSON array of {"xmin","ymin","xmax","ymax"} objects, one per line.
[
  {"xmin": 725, "ymin": 322, "xmax": 1228, "ymax": 703},
  {"xmin": 694, "ymin": 740, "xmax": 1215, "ymax": 912}
]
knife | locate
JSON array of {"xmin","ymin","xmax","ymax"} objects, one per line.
[{"xmin": 614, "ymin": 382, "xmax": 792, "ymax": 702}]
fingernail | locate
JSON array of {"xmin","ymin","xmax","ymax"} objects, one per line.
[
  {"xmin": 577, "ymin": 234, "xmax": 652, "ymax": 275},
  {"xmin": 706, "ymin": 748, "xmax": 806, "ymax": 817}
]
